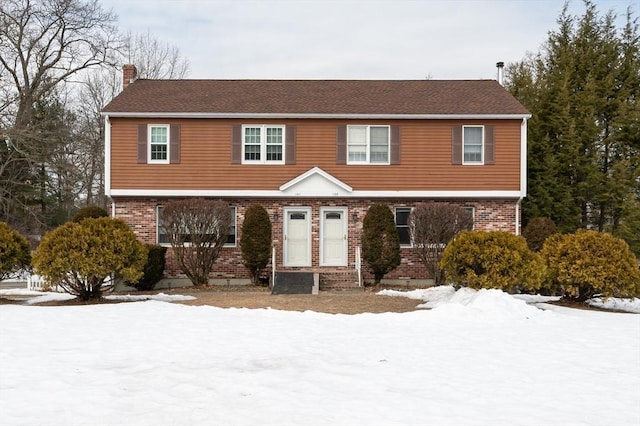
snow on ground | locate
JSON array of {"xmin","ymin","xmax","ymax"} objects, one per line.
[
  {"xmin": 0, "ymin": 289, "xmax": 195, "ymax": 304},
  {"xmin": 0, "ymin": 289, "xmax": 639, "ymax": 426},
  {"xmin": 589, "ymin": 297, "xmax": 640, "ymax": 314}
]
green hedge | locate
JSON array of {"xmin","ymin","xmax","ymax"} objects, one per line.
[
  {"xmin": 542, "ymin": 229, "xmax": 640, "ymax": 301},
  {"xmin": 132, "ymin": 244, "xmax": 167, "ymax": 291},
  {"xmin": 0, "ymin": 222, "xmax": 31, "ymax": 281},
  {"xmin": 440, "ymin": 230, "xmax": 545, "ymax": 293}
]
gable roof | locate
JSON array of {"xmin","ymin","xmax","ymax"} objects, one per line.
[{"xmin": 102, "ymin": 79, "xmax": 530, "ymax": 117}]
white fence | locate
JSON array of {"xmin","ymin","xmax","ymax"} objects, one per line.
[{"xmin": 26, "ymin": 274, "xmax": 62, "ymax": 291}]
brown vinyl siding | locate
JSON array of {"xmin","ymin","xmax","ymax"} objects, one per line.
[{"xmin": 110, "ymin": 117, "xmax": 522, "ymax": 192}]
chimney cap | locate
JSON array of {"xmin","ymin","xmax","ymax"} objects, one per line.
[{"xmin": 496, "ymin": 61, "xmax": 505, "ymax": 68}]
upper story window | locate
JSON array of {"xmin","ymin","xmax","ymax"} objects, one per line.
[
  {"xmin": 243, "ymin": 125, "xmax": 285, "ymax": 164},
  {"xmin": 451, "ymin": 125, "xmax": 494, "ymax": 166},
  {"xmin": 138, "ymin": 124, "xmax": 180, "ymax": 165},
  {"xmin": 347, "ymin": 125, "xmax": 390, "ymax": 164},
  {"xmin": 463, "ymin": 126, "xmax": 483, "ymax": 165},
  {"xmin": 149, "ymin": 125, "xmax": 170, "ymax": 164}
]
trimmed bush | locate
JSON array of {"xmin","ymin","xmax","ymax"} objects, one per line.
[
  {"xmin": 541, "ymin": 229, "xmax": 640, "ymax": 301},
  {"xmin": 132, "ymin": 244, "xmax": 167, "ymax": 291},
  {"xmin": 33, "ymin": 218, "xmax": 147, "ymax": 300},
  {"xmin": 240, "ymin": 204, "xmax": 272, "ymax": 285},
  {"xmin": 522, "ymin": 217, "xmax": 558, "ymax": 252},
  {"xmin": 440, "ymin": 230, "xmax": 545, "ymax": 293},
  {"xmin": 362, "ymin": 204, "xmax": 401, "ymax": 285},
  {"xmin": 71, "ymin": 205, "xmax": 109, "ymax": 222},
  {"xmin": 0, "ymin": 222, "xmax": 31, "ymax": 280}
]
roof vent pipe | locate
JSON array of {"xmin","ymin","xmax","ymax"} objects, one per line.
[{"xmin": 496, "ymin": 61, "xmax": 505, "ymax": 86}]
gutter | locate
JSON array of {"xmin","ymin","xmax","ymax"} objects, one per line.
[{"xmin": 100, "ymin": 112, "xmax": 532, "ymax": 120}]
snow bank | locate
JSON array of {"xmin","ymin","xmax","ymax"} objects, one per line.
[{"xmin": 379, "ymin": 286, "xmax": 549, "ymax": 320}]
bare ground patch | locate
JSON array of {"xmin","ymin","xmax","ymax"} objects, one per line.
[{"xmin": 173, "ymin": 287, "xmax": 423, "ymax": 314}]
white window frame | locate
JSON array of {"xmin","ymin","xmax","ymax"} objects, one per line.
[
  {"xmin": 157, "ymin": 206, "xmax": 237, "ymax": 247},
  {"xmin": 242, "ymin": 125, "xmax": 285, "ymax": 165},
  {"xmin": 395, "ymin": 206, "xmax": 412, "ymax": 247},
  {"xmin": 347, "ymin": 125, "xmax": 390, "ymax": 165},
  {"xmin": 462, "ymin": 125, "xmax": 484, "ymax": 165},
  {"xmin": 148, "ymin": 124, "xmax": 170, "ymax": 164}
]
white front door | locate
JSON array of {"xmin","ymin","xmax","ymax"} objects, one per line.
[
  {"xmin": 320, "ymin": 208, "xmax": 347, "ymax": 266},
  {"xmin": 284, "ymin": 208, "xmax": 311, "ymax": 266}
]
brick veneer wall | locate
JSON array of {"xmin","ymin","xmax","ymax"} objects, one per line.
[{"xmin": 113, "ymin": 197, "xmax": 518, "ymax": 282}]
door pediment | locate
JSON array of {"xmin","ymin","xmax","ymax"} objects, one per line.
[{"xmin": 280, "ymin": 167, "xmax": 352, "ymax": 197}]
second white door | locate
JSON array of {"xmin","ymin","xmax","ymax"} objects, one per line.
[{"xmin": 320, "ymin": 208, "xmax": 347, "ymax": 266}]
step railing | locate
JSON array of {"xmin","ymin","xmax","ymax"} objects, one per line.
[
  {"xmin": 355, "ymin": 246, "xmax": 362, "ymax": 287},
  {"xmin": 271, "ymin": 246, "xmax": 276, "ymax": 288}
]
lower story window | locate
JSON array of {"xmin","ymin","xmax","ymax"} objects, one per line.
[
  {"xmin": 395, "ymin": 207, "xmax": 411, "ymax": 246},
  {"xmin": 464, "ymin": 206, "xmax": 475, "ymax": 229},
  {"xmin": 157, "ymin": 206, "xmax": 236, "ymax": 246}
]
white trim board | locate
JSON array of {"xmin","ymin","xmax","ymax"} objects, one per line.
[{"xmin": 109, "ymin": 189, "xmax": 524, "ymax": 198}]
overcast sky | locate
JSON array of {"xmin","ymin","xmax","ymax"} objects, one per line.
[{"xmin": 101, "ymin": 0, "xmax": 638, "ymax": 80}]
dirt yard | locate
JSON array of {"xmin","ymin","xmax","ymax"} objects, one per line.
[
  {"xmin": 0, "ymin": 285, "xmax": 425, "ymax": 314},
  {"xmin": 173, "ymin": 286, "xmax": 423, "ymax": 314}
]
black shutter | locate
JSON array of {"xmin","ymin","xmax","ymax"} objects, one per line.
[
  {"xmin": 484, "ymin": 125, "xmax": 495, "ymax": 165},
  {"xmin": 390, "ymin": 125, "xmax": 400, "ymax": 164},
  {"xmin": 137, "ymin": 124, "xmax": 147, "ymax": 163},
  {"xmin": 451, "ymin": 126, "xmax": 462, "ymax": 165},
  {"xmin": 169, "ymin": 124, "xmax": 181, "ymax": 164},
  {"xmin": 231, "ymin": 125, "xmax": 242, "ymax": 164},
  {"xmin": 285, "ymin": 125, "xmax": 296, "ymax": 164},
  {"xmin": 336, "ymin": 125, "xmax": 346, "ymax": 164}
]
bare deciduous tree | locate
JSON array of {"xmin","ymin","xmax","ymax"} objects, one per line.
[
  {"xmin": 0, "ymin": 0, "xmax": 120, "ymax": 129},
  {"xmin": 0, "ymin": 0, "xmax": 120, "ymax": 230},
  {"xmin": 124, "ymin": 30, "xmax": 190, "ymax": 79},
  {"xmin": 409, "ymin": 203, "xmax": 473, "ymax": 285},
  {"xmin": 160, "ymin": 199, "xmax": 232, "ymax": 286}
]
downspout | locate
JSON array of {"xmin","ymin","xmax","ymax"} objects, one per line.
[
  {"xmin": 518, "ymin": 116, "xmax": 530, "ymax": 236},
  {"xmin": 104, "ymin": 115, "xmax": 115, "ymax": 218},
  {"xmin": 521, "ymin": 116, "xmax": 529, "ymax": 197},
  {"xmin": 515, "ymin": 197, "xmax": 522, "ymax": 235}
]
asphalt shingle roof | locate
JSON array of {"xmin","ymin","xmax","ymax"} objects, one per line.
[{"xmin": 102, "ymin": 79, "xmax": 530, "ymax": 116}]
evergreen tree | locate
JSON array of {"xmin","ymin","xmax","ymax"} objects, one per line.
[
  {"xmin": 361, "ymin": 204, "xmax": 401, "ymax": 286},
  {"xmin": 240, "ymin": 204, "xmax": 272, "ymax": 285},
  {"xmin": 507, "ymin": 1, "xmax": 640, "ymax": 247}
]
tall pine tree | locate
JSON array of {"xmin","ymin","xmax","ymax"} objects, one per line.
[{"xmin": 506, "ymin": 1, "xmax": 640, "ymax": 254}]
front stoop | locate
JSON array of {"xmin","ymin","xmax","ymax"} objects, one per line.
[{"xmin": 318, "ymin": 270, "xmax": 362, "ymax": 291}]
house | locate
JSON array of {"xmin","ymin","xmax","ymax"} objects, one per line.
[{"xmin": 102, "ymin": 64, "xmax": 531, "ymax": 287}]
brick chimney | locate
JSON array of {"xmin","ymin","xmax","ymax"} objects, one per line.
[{"xmin": 123, "ymin": 64, "xmax": 137, "ymax": 90}]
